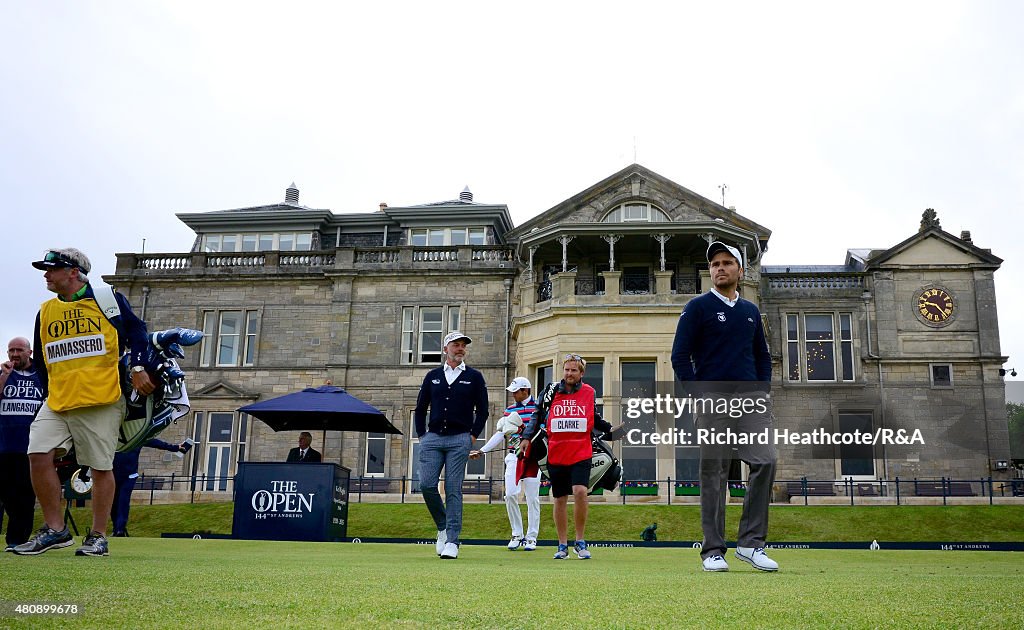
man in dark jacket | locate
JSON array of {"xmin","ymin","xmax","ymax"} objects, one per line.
[
  {"xmin": 414, "ymin": 331, "xmax": 488, "ymax": 559},
  {"xmin": 286, "ymin": 432, "xmax": 322, "ymax": 463}
]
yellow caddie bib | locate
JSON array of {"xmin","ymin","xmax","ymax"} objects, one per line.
[{"xmin": 39, "ymin": 295, "xmax": 121, "ymax": 411}]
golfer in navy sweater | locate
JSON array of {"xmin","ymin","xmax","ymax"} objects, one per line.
[
  {"xmin": 671, "ymin": 241, "xmax": 778, "ymax": 572},
  {"xmin": 414, "ymin": 331, "xmax": 488, "ymax": 559}
]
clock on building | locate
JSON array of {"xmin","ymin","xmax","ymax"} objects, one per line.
[{"xmin": 915, "ymin": 286, "xmax": 956, "ymax": 326}]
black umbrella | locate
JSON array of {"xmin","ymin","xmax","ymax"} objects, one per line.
[{"xmin": 239, "ymin": 385, "xmax": 401, "ymax": 434}]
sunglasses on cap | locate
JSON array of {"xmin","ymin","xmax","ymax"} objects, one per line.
[
  {"xmin": 32, "ymin": 250, "xmax": 85, "ymax": 272},
  {"xmin": 563, "ymin": 353, "xmax": 586, "ymax": 368}
]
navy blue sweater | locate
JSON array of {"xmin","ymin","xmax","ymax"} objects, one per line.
[
  {"xmin": 414, "ymin": 365, "xmax": 489, "ymax": 438},
  {"xmin": 671, "ymin": 291, "xmax": 772, "ymax": 386}
]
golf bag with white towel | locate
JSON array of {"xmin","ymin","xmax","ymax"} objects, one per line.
[{"xmin": 63, "ymin": 327, "xmax": 201, "ymax": 494}]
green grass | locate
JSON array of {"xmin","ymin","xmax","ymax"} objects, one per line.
[
  {"xmin": 2, "ymin": 541, "xmax": 1022, "ymax": 628},
  {"xmin": 59, "ymin": 502, "xmax": 1024, "ymax": 542}
]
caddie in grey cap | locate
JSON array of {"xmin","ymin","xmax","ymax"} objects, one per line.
[{"xmin": 706, "ymin": 241, "xmax": 743, "ymax": 267}]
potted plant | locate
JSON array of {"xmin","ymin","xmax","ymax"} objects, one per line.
[
  {"xmin": 729, "ymin": 481, "xmax": 746, "ymax": 497},
  {"xmin": 675, "ymin": 481, "xmax": 700, "ymax": 496},
  {"xmin": 539, "ymin": 479, "xmax": 551, "ymax": 496},
  {"xmin": 621, "ymin": 480, "xmax": 659, "ymax": 496}
]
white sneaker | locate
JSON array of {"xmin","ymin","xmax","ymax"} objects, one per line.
[
  {"xmin": 440, "ymin": 542, "xmax": 459, "ymax": 559},
  {"xmin": 702, "ymin": 555, "xmax": 729, "ymax": 572},
  {"xmin": 507, "ymin": 536, "xmax": 524, "ymax": 550},
  {"xmin": 523, "ymin": 538, "xmax": 537, "ymax": 551},
  {"xmin": 435, "ymin": 530, "xmax": 447, "ymax": 556},
  {"xmin": 735, "ymin": 546, "xmax": 779, "ymax": 572}
]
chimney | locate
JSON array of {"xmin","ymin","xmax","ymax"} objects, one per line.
[
  {"xmin": 460, "ymin": 186, "xmax": 473, "ymax": 202},
  {"xmin": 960, "ymin": 230, "xmax": 972, "ymax": 244},
  {"xmin": 378, "ymin": 202, "xmax": 388, "ymax": 212},
  {"xmin": 285, "ymin": 183, "xmax": 299, "ymax": 204}
]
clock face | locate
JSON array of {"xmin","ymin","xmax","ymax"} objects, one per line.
[{"xmin": 916, "ymin": 287, "xmax": 955, "ymax": 326}]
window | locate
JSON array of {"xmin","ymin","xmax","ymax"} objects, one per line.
[
  {"xmin": 409, "ymin": 228, "xmax": 487, "ymax": 246},
  {"xmin": 930, "ymin": 363, "xmax": 953, "ymax": 388},
  {"xmin": 837, "ymin": 412, "xmax": 875, "ymax": 478},
  {"xmin": 192, "ymin": 411, "xmax": 248, "ymax": 491},
  {"xmin": 201, "ymin": 232, "xmax": 313, "ymax": 253},
  {"xmin": 365, "ymin": 433, "xmax": 386, "ymax": 476},
  {"xmin": 620, "ymin": 362, "xmax": 657, "ymax": 481},
  {"xmin": 535, "ymin": 363, "xmax": 554, "ymax": 392},
  {"xmin": 785, "ymin": 313, "xmax": 856, "ymax": 383},
  {"xmin": 601, "ymin": 202, "xmax": 670, "ymax": 223},
  {"xmin": 200, "ymin": 309, "xmax": 260, "ymax": 367},
  {"xmin": 400, "ymin": 305, "xmax": 461, "ymax": 364}
]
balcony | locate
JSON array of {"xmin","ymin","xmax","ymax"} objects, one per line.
[
  {"xmin": 523, "ymin": 268, "xmax": 702, "ymax": 314},
  {"xmin": 116, "ymin": 246, "xmax": 516, "ymax": 278}
]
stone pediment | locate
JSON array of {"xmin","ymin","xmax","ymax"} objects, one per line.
[
  {"xmin": 190, "ymin": 380, "xmax": 260, "ymax": 400},
  {"xmin": 868, "ymin": 228, "xmax": 1002, "ymax": 269},
  {"xmin": 507, "ymin": 163, "xmax": 771, "ymax": 243}
]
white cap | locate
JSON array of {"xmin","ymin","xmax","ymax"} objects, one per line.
[
  {"xmin": 506, "ymin": 376, "xmax": 532, "ymax": 392},
  {"xmin": 706, "ymin": 241, "xmax": 743, "ymax": 267},
  {"xmin": 443, "ymin": 331, "xmax": 472, "ymax": 347}
]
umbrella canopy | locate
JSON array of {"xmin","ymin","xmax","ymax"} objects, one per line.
[{"xmin": 239, "ymin": 386, "xmax": 401, "ymax": 434}]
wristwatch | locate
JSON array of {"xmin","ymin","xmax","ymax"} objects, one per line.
[{"xmin": 131, "ymin": 365, "xmax": 147, "ymax": 374}]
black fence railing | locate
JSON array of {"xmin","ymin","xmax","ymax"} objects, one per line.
[{"xmin": 118, "ymin": 473, "xmax": 1024, "ymax": 506}]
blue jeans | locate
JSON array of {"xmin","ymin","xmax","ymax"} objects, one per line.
[{"xmin": 419, "ymin": 431, "xmax": 472, "ymax": 544}]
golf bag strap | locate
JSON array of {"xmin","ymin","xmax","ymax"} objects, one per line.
[{"xmin": 92, "ymin": 282, "xmax": 121, "ymax": 322}]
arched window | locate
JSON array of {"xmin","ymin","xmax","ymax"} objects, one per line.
[{"xmin": 601, "ymin": 202, "xmax": 670, "ymax": 223}]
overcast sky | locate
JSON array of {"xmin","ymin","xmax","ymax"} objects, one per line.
[{"xmin": 2, "ymin": 1, "xmax": 1021, "ymax": 380}]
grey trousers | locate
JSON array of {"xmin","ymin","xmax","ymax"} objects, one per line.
[
  {"xmin": 418, "ymin": 431, "xmax": 472, "ymax": 544},
  {"xmin": 698, "ymin": 397, "xmax": 777, "ymax": 559}
]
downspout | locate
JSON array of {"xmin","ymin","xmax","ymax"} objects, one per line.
[
  {"xmin": 503, "ymin": 278, "xmax": 512, "ymax": 392},
  {"xmin": 863, "ymin": 284, "xmax": 887, "ymax": 480}
]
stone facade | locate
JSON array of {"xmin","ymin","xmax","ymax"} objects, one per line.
[{"xmin": 111, "ymin": 167, "xmax": 1010, "ymax": 493}]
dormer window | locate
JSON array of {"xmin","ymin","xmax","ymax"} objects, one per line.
[{"xmin": 602, "ymin": 202, "xmax": 669, "ymax": 223}]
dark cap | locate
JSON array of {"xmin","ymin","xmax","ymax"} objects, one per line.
[{"xmin": 31, "ymin": 249, "xmax": 90, "ymax": 273}]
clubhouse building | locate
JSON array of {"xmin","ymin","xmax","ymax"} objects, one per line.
[{"xmin": 108, "ymin": 165, "xmax": 1011, "ymax": 497}]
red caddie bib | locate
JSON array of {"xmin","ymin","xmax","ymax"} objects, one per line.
[{"xmin": 546, "ymin": 384, "xmax": 595, "ymax": 466}]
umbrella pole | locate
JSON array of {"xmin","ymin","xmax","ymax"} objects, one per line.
[{"xmin": 322, "ymin": 430, "xmax": 327, "ymax": 460}]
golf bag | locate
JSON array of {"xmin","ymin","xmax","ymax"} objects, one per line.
[{"xmin": 56, "ymin": 327, "xmax": 201, "ymax": 493}]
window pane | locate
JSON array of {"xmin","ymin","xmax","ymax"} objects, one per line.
[
  {"xmin": 218, "ymin": 311, "xmax": 241, "ymax": 366},
  {"xmin": 787, "ymin": 315, "xmax": 798, "ymax": 341},
  {"xmin": 466, "ymin": 435, "xmax": 486, "ymax": 476},
  {"xmin": 296, "ymin": 233, "xmax": 311, "ymax": 250},
  {"xmin": 410, "ymin": 230, "xmax": 427, "ymax": 246},
  {"xmin": 536, "ymin": 365, "xmax": 553, "ymax": 391},
  {"xmin": 468, "ymin": 228, "xmax": 485, "ymax": 245},
  {"xmin": 243, "ymin": 311, "xmax": 258, "ymax": 366},
  {"xmin": 839, "ymin": 413, "xmax": 874, "ymax": 476},
  {"xmin": 586, "ymin": 362, "xmax": 604, "ymax": 399},
  {"xmin": 241, "ymin": 235, "xmax": 258, "ymax": 252},
  {"xmin": 932, "ymin": 365, "xmax": 952, "ymax": 387},
  {"xmin": 192, "ymin": 411, "xmax": 204, "ymax": 442},
  {"xmin": 221, "ymin": 235, "xmax": 238, "ymax": 252},
  {"xmin": 238, "ymin": 414, "xmax": 248, "ymax": 443},
  {"xmin": 209, "ymin": 413, "xmax": 234, "ymax": 443},
  {"xmin": 450, "ymin": 229, "xmax": 467, "ymax": 246},
  {"xmin": 840, "ymin": 314, "xmax": 852, "ymax": 341},
  {"xmin": 420, "ymin": 307, "xmax": 443, "ymax": 362},
  {"xmin": 841, "ymin": 342, "xmax": 854, "ymax": 381},
  {"xmin": 259, "ymin": 234, "xmax": 274, "ymax": 250},
  {"xmin": 401, "ymin": 307, "xmax": 415, "ymax": 364},
  {"xmin": 279, "ymin": 233, "xmax": 295, "ymax": 251},
  {"xmin": 448, "ymin": 306, "xmax": 460, "ymax": 333},
  {"xmin": 428, "ymin": 229, "xmax": 445, "ymax": 246},
  {"xmin": 788, "ymin": 343, "xmax": 801, "ymax": 381},
  {"xmin": 204, "ymin": 235, "xmax": 221, "ymax": 253},
  {"xmin": 804, "ymin": 314, "xmax": 835, "ymax": 381},
  {"xmin": 201, "ymin": 312, "xmax": 217, "ymax": 367},
  {"xmin": 365, "ymin": 433, "xmax": 385, "ymax": 475}
]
